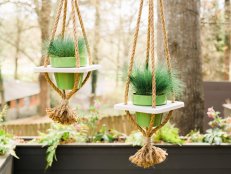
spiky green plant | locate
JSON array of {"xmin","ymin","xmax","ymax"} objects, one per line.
[
  {"xmin": 47, "ymin": 37, "xmax": 86, "ymax": 57},
  {"xmin": 129, "ymin": 64, "xmax": 184, "ymax": 96}
]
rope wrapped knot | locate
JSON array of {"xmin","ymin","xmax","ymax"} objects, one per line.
[
  {"xmin": 129, "ymin": 137, "xmax": 167, "ymax": 168},
  {"xmin": 46, "ymin": 99, "xmax": 77, "ymax": 125}
]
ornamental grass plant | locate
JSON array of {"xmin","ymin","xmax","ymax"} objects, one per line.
[
  {"xmin": 129, "ymin": 64, "xmax": 184, "ymax": 96},
  {"xmin": 47, "ymin": 37, "xmax": 86, "ymax": 57}
]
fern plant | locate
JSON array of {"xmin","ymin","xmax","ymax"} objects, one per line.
[
  {"xmin": 47, "ymin": 37, "xmax": 86, "ymax": 57},
  {"xmin": 129, "ymin": 64, "xmax": 184, "ymax": 96},
  {"xmin": 0, "ymin": 130, "xmax": 18, "ymax": 158},
  {"xmin": 38, "ymin": 124, "xmax": 87, "ymax": 169},
  {"xmin": 0, "ymin": 106, "xmax": 18, "ymax": 158}
]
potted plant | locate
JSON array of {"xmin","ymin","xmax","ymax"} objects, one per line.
[
  {"xmin": 129, "ymin": 64, "xmax": 183, "ymax": 127},
  {"xmin": 47, "ymin": 37, "xmax": 88, "ymax": 90}
]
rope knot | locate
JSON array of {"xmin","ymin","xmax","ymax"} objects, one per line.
[
  {"xmin": 145, "ymin": 136, "xmax": 151, "ymax": 145},
  {"xmin": 46, "ymin": 99, "xmax": 77, "ymax": 125},
  {"xmin": 62, "ymin": 99, "xmax": 69, "ymax": 106}
]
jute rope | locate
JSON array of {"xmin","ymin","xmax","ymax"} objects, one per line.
[
  {"xmin": 145, "ymin": 0, "xmax": 151, "ymax": 66},
  {"xmin": 42, "ymin": 0, "xmax": 93, "ymax": 124},
  {"xmin": 124, "ymin": 0, "xmax": 175, "ymax": 168},
  {"xmin": 149, "ymin": 0, "xmax": 156, "ymax": 108},
  {"xmin": 75, "ymin": 0, "xmax": 93, "ymax": 65},
  {"xmin": 124, "ymin": 0, "xmax": 144, "ymax": 104},
  {"xmin": 158, "ymin": 0, "xmax": 175, "ymax": 101},
  {"xmin": 61, "ymin": 0, "xmax": 68, "ymax": 38}
]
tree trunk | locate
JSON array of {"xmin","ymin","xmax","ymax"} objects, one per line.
[
  {"xmin": 157, "ymin": 0, "xmax": 204, "ymax": 134},
  {"xmin": 224, "ymin": 0, "xmax": 230, "ymax": 80},
  {"xmin": 37, "ymin": 0, "xmax": 51, "ymax": 116},
  {"xmin": 91, "ymin": 0, "xmax": 100, "ymax": 104},
  {"xmin": 14, "ymin": 15, "xmax": 21, "ymax": 80}
]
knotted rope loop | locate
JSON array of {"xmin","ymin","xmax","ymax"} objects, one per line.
[{"xmin": 46, "ymin": 99, "xmax": 77, "ymax": 125}]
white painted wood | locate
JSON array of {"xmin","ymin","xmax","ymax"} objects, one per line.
[
  {"xmin": 34, "ymin": 65, "xmax": 101, "ymax": 73},
  {"xmin": 114, "ymin": 101, "xmax": 184, "ymax": 114}
]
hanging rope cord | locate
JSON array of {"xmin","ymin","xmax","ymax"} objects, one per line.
[
  {"xmin": 43, "ymin": 0, "xmax": 92, "ymax": 100},
  {"xmin": 159, "ymin": 0, "xmax": 175, "ymax": 101},
  {"xmin": 124, "ymin": 0, "xmax": 174, "ymax": 138}
]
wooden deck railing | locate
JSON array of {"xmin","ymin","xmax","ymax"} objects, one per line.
[{"xmin": 0, "ymin": 115, "xmax": 136, "ymax": 136}]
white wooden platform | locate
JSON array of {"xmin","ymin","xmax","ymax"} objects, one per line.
[
  {"xmin": 34, "ymin": 64, "xmax": 101, "ymax": 73},
  {"xmin": 114, "ymin": 101, "xmax": 184, "ymax": 114}
]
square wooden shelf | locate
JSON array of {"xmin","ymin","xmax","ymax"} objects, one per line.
[
  {"xmin": 34, "ymin": 64, "xmax": 101, "ymax": 73},
  {"xmin": 114, "ymin": 101, "xmax": 184, "ymax": 114}
]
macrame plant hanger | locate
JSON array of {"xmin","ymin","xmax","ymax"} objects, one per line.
[
  {"xmin": 119, "ymin": 0, "xmax": 180, "ymax": 168},
  {"xmin": 38, "ymin": 0, "xmax": 96, "ymax": 125}
]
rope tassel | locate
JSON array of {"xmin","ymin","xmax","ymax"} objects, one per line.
[
  {"xmin": 46, "ymin": 100, "xmax": 77, "ymax": 125},
  {"xmin": 129, "ymin": 137, "xmax": 167, "ymax": 168}
]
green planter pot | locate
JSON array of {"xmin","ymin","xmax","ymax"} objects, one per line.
[
  {"xmin": 132, "ymin": 94, "xmax": 167, "ymax": 128},
  {"xmin": 50, "ymin": 56, "xmax": 88, "ymax": 90}
]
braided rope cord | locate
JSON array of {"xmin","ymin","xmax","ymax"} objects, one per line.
[
  {"xmin": 159, "ymin": 0, "xmax": 175, "ymax": 102},
  {"xmin": 71, "ymin": 0, "xmax": 80, "ymax": 68},
  {"xmin": 41, "ymin": 0, "xmax": 93, "ymax": 101},
  {"xmin": 65, "ymin": 0, "xmax": 93, "ymax": 99},
  {"xmin": 61, "ymin": 0, "xmax": 68, "ymax": 38},
  {"xmin": 75, "ymin": 0, "xmax": 93, "ymax": 65},
  {"xmin": 124, "ymin": 0, "xmax": 144, "ymax": 104},
  {"xmin": 61, "ymin": 0, "xmax": 68, "ymax": 98},
  {"xmin": 123, "ymin": 0, "xmax": 146, "ymax": 135},
  {"xmin": 126, "ymin": 111, "xmax": 146, "ymax": 136},
  {"xmin": 124, "ymin": 0, "xmax": 175, "ymax": 139},
  {"xmin": 145, "ymin": 0, "xmax": 151, "ymax": 67},
  {"xmin": 43, "ymin": 0, "xmax": 64, "ymax": 99},
  {"xmin": 146, "ymin": 0, "xmax": 156, "ymax": 138},
  {"xmin": 150, "ymin": 110, "xmax": 173, "ymax": 135},
  {"xmin": 149, "ymin": 0, "xmax": 156, "ymax": 108}
]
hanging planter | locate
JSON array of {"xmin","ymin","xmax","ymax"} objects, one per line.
[
  {"xmin": 34, "ymin": 0, "xmax": 100, "ymax": 125},
  {"xmin": 130, "ymin": 65, "xmax": 183, "ymax": 127},
  {"xmin": 47, "ymin": 37, "xmax": 88, "ymax": 90},
  {"xmin": 114, "ymin": 0, "xmax": 184, "ymax": 169}
]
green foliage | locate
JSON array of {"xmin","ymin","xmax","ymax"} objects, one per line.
[
  {"xmin": 203, "ymin": 128, "xmax": 230, "ymax": 145},
  {"xmin": 186, "ymin": 108, "xmax": 231, "ymax": 144},
  {"xmin": 47, "ymin": 37, "xmax": 86, "ymax": 57},
  {"xmin": 185, "ymin": 130, "xmax": 204, "ymax": 143},
  {"xmin": 93, "ymin": 125, "xmax": 126, "ymax": 143},
  {"xmin": 0, "ymin": 106, "xmax": 17, "ymax": 158},
  {"xmin": 0, "ymin": 130, "xmax": 18, "ymax": 158},
  {"xmin": 126, "ymin": 122, "xmax": 183, "ymax": 146},
  {"xmin": 38, "ymin": 124, "xmax": 87, "ymax": 169},
  {"xmin": 153, "ymin": 122, "xmax": 184, "ymax": 145},
  {"xmin": 129, "ymin": 64, "xmax": 184, "ymax": 96},
  {"xmin": 0, "ymin": 105, "xmax": 8, "ymax": 122}
]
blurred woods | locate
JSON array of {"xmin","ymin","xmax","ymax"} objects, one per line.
[{"xmin": 0, "ymin": 0, "xmax": 230, "ymax": 133}]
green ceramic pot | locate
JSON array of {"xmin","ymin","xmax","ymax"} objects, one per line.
[
  {"xmin": 132, "ymin": 94, "xmax": 167, "ymax": 128},
  {"xmin": 50, "ymin": 56, "xmax": 88, "ymax": 90}
]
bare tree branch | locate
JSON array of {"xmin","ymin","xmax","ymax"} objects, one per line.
[{"xmin": 0, "ymin": 36, "xmax": 37, "ymax": 65}]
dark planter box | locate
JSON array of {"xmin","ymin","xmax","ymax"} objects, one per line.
[{"xmin": 14, "ymin": 144, "xmax": 231, "ymax": 174}]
